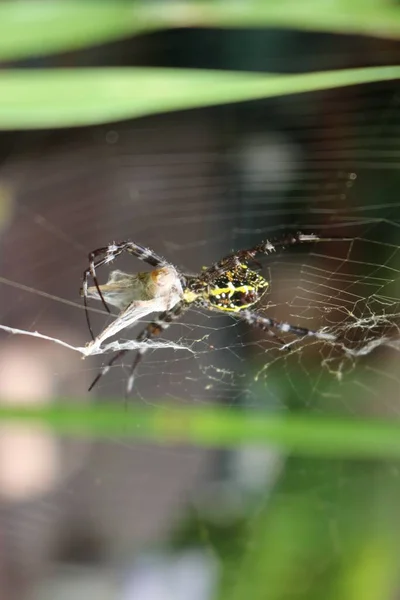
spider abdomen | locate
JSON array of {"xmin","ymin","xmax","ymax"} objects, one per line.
[{"xmin": 206, "ymin": 264, "xmax": 269, "ymax": 312}]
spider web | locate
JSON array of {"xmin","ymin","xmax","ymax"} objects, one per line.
[
  {"xmin": 0, "ymin": 74, "xmax": 399, "ymax": 590},
  {"xmin": 0, "ymin": 83, "xmax": 399, "ymax": 412}
]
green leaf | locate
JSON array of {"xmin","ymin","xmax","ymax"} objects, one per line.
[
  {"xmin": 0, "ymin": 66, "xmax": 399, "ymax": 129},
  {"xmin": 0, "ymin": 0, "xmax": 399, "ymax": 61},
  {"xmin": 1, "ymin": 403, "xmax": 400, "ymax": 459},
  {"xmin": 0, "ymin": 1, "xmax": 139, "ymax": 62}
]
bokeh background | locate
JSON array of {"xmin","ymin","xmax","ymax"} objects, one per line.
[{"xmin": 0, "ymin": 2, "xmax": 399, "ymax": 599}]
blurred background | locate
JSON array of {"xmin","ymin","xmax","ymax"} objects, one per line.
[{"xmin": 0, "ymin": 2, "xmax": 399, "ymax": 599}]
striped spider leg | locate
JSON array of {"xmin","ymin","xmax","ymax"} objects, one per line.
[
  {"xmin": 82, "ymin": 241, "xmax": 169, "ymax": 340},
  {"xmin": 201, "ymin": 232, "xmax": 319, "ymax": 281},
  {"xmin": 237, "ymin": 310, "xmax": 336, "ymax": 344}
]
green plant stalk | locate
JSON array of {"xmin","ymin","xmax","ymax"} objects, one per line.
[
  {"xmin": 1, "ymin": 403, "xmax": 400, "ymax": 459},
  {"xmin": 0, "ymin": 66, "xmax": 399, "ymax": 129}
]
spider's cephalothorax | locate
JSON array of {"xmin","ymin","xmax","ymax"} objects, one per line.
[
  {"xmin": 185, "ymin": 264, "xmax": 269, "ymax": 312},
  {"xmin": 82, "ymin": 233, "xmax": 336, "ymax": 395}
]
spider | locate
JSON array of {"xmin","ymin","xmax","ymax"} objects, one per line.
[{"xmin": 81, "ymin": 232, "xmax": 335, "ymax": 395}]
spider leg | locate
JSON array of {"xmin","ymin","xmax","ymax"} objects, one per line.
[
  {"xmin": 201, "ymin": 232, "xmax": 319, "ymax": 280},
  {"xmin": 125, "ymin": 301, "xmax": 188, "ymax": 397},
  {"xmin": 88, "ymin": 348, "xmax": 129, "ymax": 392},
  {"xmin": 238, "ymin": 309, "xmax": 336, "ymax": 344},
  {"xmin": 82, "ymin": 249, "xmax": 113, "ymax": 340},
  {"xmin": 82, "ymin": 241, "xmax": 168, "ymax": 340}
]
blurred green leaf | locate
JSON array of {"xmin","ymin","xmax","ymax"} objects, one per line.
[
  {"xmin": 0, "ymin": 1, "xmax": 138, "ymax": 62},
  {"xmin": 0, "ymin": 0, "xmax": 399, "ymax": 61},
  {"xmin": 0, "ymin": 66, "xmax": 399, "ymax": 129},
  {"xmin": 1, "ymin": 403, "xmax": 400, "ymax": 459}
]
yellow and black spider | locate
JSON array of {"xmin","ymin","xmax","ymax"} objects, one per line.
[{"xmin": 82, "ymin": 232, "xmax": 335, "ymax": 395}]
